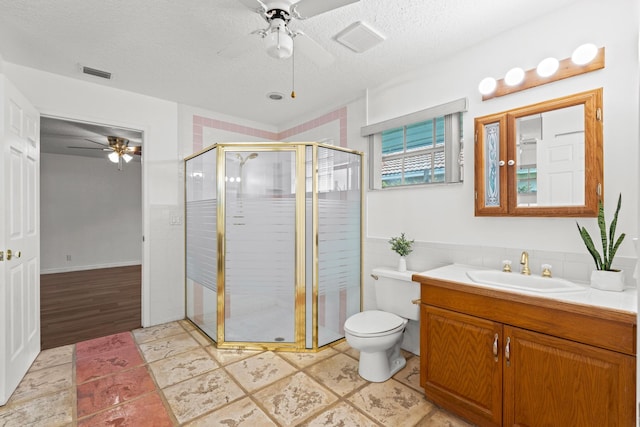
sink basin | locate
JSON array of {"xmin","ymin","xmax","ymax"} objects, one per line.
[{"xmin": 466, "ymin": 270, "xmax": 586, "ymax": 293}]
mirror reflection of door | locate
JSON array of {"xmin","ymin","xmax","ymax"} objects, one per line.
[{"xmin": 516, "ymin": 105, "xmax": 585, "ymax": 207}]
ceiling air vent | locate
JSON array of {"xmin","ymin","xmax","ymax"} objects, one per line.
[
  {"xmin": 334, "ymin": 21, "xmax": 385, "ymax": 53},
  {"xmin": 82, "ymin": 66, "xmax": 112, "ymax": 80}
]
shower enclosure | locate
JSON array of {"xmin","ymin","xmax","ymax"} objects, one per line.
[{"xmin": 185, "ymin": 142, "xmax": 362, "ymax": 351}]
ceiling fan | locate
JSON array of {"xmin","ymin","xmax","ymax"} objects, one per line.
[
  {"xmin": 68, "ymin": 136, "xmax": 142, "ymax": 171},
  {"xmin": 218, "ymin": 0, "xmax": 360, "ymax": 67}
]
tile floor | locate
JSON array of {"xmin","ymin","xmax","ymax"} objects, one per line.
[{"xmin": 0, "ymin": 320, "xmax": 473, "ymax": 426}]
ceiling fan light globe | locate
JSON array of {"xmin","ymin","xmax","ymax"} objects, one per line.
[
  {"xmin": 123, "ymin": 154, "xmax": 133, "ymax": 163},
  {"xmin": 108, "ymin": 152, "xmax": 120, "ymax": 163},
  {"xmin": 265, "ymin": 23, "xmax": 293, "ymax": 59}
]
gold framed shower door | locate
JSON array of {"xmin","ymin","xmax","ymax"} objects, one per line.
[{"xmin": 184, "ymin": 142, "xmax": 363, "ymax": 352}]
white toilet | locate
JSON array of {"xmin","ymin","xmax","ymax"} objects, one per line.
[{"xmin": 344, "ymin": 267, "xmax": 420, "ymax": 382}]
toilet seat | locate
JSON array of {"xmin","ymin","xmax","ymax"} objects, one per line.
[{"xmin": 344, "ymin": 310, "xmax": 406, "ymax": 337}]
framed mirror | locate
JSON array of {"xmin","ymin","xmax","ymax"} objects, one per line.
[{"xmin": 474, "ymin": 88, "xmax": 603, "ymax": 217}]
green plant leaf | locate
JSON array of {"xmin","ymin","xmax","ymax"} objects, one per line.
[
  {"xmin": 607, "ymin": 233, "xmax": 626, "ymax": 271},
  {"xmin": 576, "ymin": 222, "xmax": 603, "ymax": 270},
  {"xmin": 607, "ymin": 194, "xmax": 623, "ymax": 268},
  {"xmin": 597, "ymin": 200, "xmax": 608, "ymax": 268},
  {"xmin": 577, "ymin": 193, "xmax": 625, "ymax": 271},
  {"xmin": 389, "ymin": 232, "xmax": 414, "ymax": 257}
]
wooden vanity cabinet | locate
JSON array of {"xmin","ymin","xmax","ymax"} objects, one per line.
[
  {"xmin": 504, "ymin": 326, "xmax": 635, "ymax": 426},
  {"xmin": 418, "ymin": 278, "xmax": 636, "ymax": 427},
  {"xmin": 422, "ymin": 305, "xmax": 503, "ymax": 426}
]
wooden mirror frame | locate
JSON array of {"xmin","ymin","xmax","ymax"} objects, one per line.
[{"xmin": 474, "ymin": 88, "xmax": 603, "ymax": 217}]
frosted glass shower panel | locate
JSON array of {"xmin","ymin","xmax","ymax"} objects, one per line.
[
  {"xmin": 317, "ymin": 147, "xmax": 361, "ymax": 347},
  {"xmin": 185, "ymin": 147, "xmax": 218, "ymax": 340},
  {"xmin": 224, "ymin": 150, "xmax": 297, "ymax": 343}
]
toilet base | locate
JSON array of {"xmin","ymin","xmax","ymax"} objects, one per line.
[{"xmin": 358, "ymin": 343, "xmax": 406, "ymax": 382}]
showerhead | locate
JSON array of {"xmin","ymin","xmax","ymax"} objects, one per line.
[{"xmin": 237, "ymin": 152, "xmax": 259, "ymax": 166}]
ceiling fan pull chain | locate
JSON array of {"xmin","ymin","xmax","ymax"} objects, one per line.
[{"xmin": 291, "ymin": 42, "xmax": 296, "ymax": 99}]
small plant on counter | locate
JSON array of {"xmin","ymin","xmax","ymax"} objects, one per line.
[
  {"xmin": 576, "ymin": 193, "xmax": 626, "ymax": 271},
  {"xmin": 389, "ymin": 233, "xmax": 414, "ymax": 257}
]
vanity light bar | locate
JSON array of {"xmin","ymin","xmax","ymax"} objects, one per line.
[{"xmin": 479, "ymin": 45, "xmax": 605, "ymax": 101}]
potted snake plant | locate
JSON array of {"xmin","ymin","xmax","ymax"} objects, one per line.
[
  {"xmin": 389, "ymin": 233, "xmax": 414, "ymax": 272},
  {"xmin": 576, "ymin": 193, "xmax": 626, "ymax": 291}
]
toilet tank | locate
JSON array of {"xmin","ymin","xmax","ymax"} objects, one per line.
[{"xmin": 372, "ymin": 267, "xmax": 420, "ymax": 320}]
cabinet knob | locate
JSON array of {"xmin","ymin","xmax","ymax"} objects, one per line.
[
  {"xmin": 507, "ymin": 159, "xmax": 515, "ymax": 166},
  {"xmin": 498, "ymin": 160, "xmax": 505, "ymax": 167}
]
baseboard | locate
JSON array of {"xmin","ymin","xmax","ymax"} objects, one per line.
[{"xmin": 41, "ymin": 261, "xmax": 142, "ymax": 275}]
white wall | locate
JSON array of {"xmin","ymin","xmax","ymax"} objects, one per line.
[
  {"xmin": 360, "ymin": 0, "xmax": 638, "ymax": 280},
  {"xmin": 366, "ymin": 0, "xmax": 638, "ymax": 258},
  {"xmin": 40, "ymin": 153, "xmax": 142, "ymax": 273},
  {"xmin": 4, "ymin": 63, "xmax": 183, "ymax": 326}
]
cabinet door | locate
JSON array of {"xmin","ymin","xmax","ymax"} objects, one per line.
[
  {"xmin": 503, "ymin": 326, "xmax": 636, "ymax": 427},
  {"xmin": 474, "ymin": 113, "xmax": 508, "ymax": 216},
  {"xmin": 422, "ymin": 305, "xmax": 503, "ymax": 427}
]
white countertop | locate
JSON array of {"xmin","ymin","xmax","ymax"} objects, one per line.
[{"xmin": 414, "ymin": 263, "xmax": 637, "ymax": 315}]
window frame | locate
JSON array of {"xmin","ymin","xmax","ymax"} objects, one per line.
[{"xmin": 366, "ymin": 104, "xmax": 466, "ymax": 190}]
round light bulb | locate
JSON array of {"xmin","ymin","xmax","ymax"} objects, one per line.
[
  {"xmin": 478, "ymin": 77, "xmax": 497, "ymax": 95},
  {"xmin": 571, "ymin": 43, "xmax": 598, "ymax": 65},
  {"xmin": 123, "ymin": 153, "xmax": 133, "ymax": 163},
  {"xmin": 536, "ymin": 57, "xmax": 559, "ymax": 77},
  {"xmin": 504, "ymin": 67, "xmax": 525, "ymax": 86}
]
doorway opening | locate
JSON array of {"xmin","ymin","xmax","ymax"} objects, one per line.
[{"xmin": 39, "ymin": 116, "xmax": 143, "ymax": 349}]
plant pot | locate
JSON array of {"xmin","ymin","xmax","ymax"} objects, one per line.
[
  {"xmin": 398, "ymin": 256, "xmax": 407, "ymax": 272},
  {"xmin": 590, "ymin": 270, "xmax": 625, "ymax": 292}
]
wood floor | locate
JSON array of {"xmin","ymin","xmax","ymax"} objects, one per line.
[{"xmin": 40, "ymin": 265, "xmax": 142, "ymax": 349}]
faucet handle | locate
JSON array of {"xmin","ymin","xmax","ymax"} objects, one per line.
[
  {"xmin": 541, "ymin": 264, "xmax": 552, "ymax": 278},
  {"xmin": 502, "ymin": 260, "xmax": 512, "ymax": 272}
]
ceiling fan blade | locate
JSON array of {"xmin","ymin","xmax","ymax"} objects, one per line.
[
  {"xmin": 291, "ymin": 0, "xmax": 359, "ymax": 19},
  {"xmin": 84, "ymin": 138, "xmax": 110, "ymax": 148},
  {"xmin": 237, "ymin": 0, "xmax": 267, "ymax": 13},
  {"xmin": 126, "ymin": 146, "xmax": 142, "ymax": 155},
  {"xmin": 67, "ymin": 146, "xmax": 110, "ymax": 150},
  {"xmin": 294, "ymin": 32, "xmax": 334, "ymax": 67},
  {"xmin": 217, "ymin": 33, "xmax": 262, "ymax": 59}
]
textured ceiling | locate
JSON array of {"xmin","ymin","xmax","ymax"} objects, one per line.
[{"xmin": 0, "ymin": 0, "xmax": 579, "ymax": 128}]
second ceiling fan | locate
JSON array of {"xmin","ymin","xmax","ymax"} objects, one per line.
[{"xmin": 69, "ymin": 136, "xmax": 141, "ymax": 171}]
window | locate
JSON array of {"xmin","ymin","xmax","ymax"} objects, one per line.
[
  {"xmin": 362, "ymin": 98, "xmax": 467, "ymax": 189},
  {"xmin": 380, "ymin": 118, "xmax": 448, "ymax": 187}
]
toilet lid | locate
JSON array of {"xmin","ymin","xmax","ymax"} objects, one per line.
[{"xmin": 344, "ymin": 310, "xmax": 405, "ymax": 334}]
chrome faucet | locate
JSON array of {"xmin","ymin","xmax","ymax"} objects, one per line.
[{"xmin": 520, "ymin": 251, "xmax": 531, "ymax": 275}]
